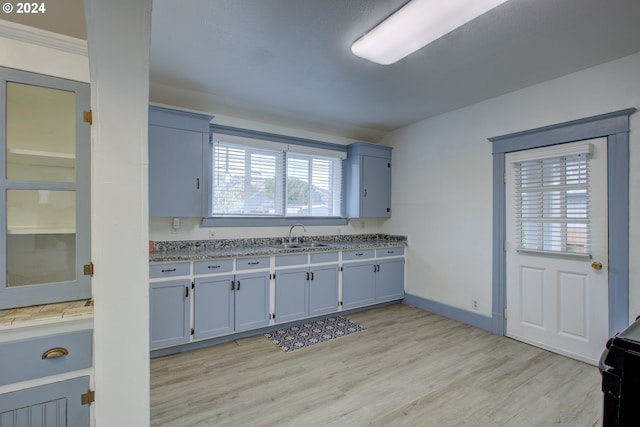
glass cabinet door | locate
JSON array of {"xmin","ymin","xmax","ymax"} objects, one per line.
[
  {"xmin": 6, "ymin": 82, "xmax": 76, "ymax": 182},
  {"xmin": 1, "ymin": 67, "xmax": 91, "ymax": 309}
]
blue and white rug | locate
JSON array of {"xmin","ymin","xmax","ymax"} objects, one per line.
[{"xmin": 265, "ymin": 316, "xmax": 366, "ymax": 352}]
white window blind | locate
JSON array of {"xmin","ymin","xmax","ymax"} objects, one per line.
[
  {"xmin": 286, "ymin": 153, "xmax": 342, "ymax": 216},
  {"xmin": 211, "ymin": 138, "xmax": 344, "ymax": 217},
  {"xmin": 513, "ymin": 143, "xmax": 592, "ymax": 255},
  {"xmin": 212, "ymin": 142, "xmax": 284, "ymax": 216}
]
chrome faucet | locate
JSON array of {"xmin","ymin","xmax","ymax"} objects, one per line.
[{"xmin": 288, "ymin": 223, "xmax": 306, "ymax": 244}]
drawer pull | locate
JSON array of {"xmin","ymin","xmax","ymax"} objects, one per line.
[
  {"xmin": 247, "ymin": 261, "xmax": 260, "ymax": 265},
  {"xmin": 161, "ymin": 268, "xmax": 177, "ymax": 273},
  {"xmin": 355, "ymin": 253, "xmax": 363, "ymax": 256},
  {"xmin": 207, "ymin": 265, "xmax": 221, "ymax": 269},
  {"xmin": 42, "ymin": 347, "xmax": 69, "ymax": 360}
]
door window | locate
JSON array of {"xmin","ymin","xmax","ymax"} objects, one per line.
[{"xmin": 512, "ymin": 142, "xmax": 592, "ymax": 255}]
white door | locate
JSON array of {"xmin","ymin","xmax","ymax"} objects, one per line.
[{"xmin": 505, "ymin": 138, "xmax": 608, "ymax": 365}]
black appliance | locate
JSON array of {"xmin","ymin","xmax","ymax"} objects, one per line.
[{"xmin": 600, "ymin": 317, "xmax": 640, "ymax": 426}]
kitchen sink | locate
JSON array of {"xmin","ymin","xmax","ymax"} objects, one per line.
[
  {"xmin": 269, "ymin": 242, "xmax": 332, "ymax": 249},
  {"xmin": 268, "ymin": 243, "xmax": 303, "ymax": 249},
  {"xmin": 301, "ymin": 242, "xmax": 331, "ymax": 248}
]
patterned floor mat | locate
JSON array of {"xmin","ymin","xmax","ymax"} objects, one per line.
[{"xmin": 265, "ymin": 316, "xmax": 366, "ymax": 352}]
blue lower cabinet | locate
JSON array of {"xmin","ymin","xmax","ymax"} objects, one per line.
[
  {"xmin": 275, "ymin": 267, "xmax": 308, "ymax": 323},
  {"xmin": 0, "ymin": 376, "xmax": 90, "ymax": 427},
  {"xmin": 375, "ymin": 258, "xmax": 405, "ymax": 302},
  {"xmin": 150, "ymin": 279, "xmax": 191, "ymax": 348},
  {"xmin": 234, "ymin": 272, "xmax": 270, "ymax": 331},
  {"xmin": 309, "ymin": 265, "xmax": 339, "ymax": 316},
  {"xmin": 194, "ymin": 274, "xmax": 234, "ymax": 339},
  {"xmin": 342, "ymin": 261, "xmax": 376, "ymax": 309},
  {"xmin": 194, "ymin": 272, "xmax": 270, "ymax": 337},
  {"xmin": 149, "ymin": 249, "xmax": 404, "ymax": 349},
  {"xmin": 275, "ymin": 264, "xmax": 339, "ymax": 323}
]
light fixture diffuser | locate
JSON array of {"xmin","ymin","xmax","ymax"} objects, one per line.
[{"xmin": 351, "ymin": 0, "xmax": 510, "ymax": 65}]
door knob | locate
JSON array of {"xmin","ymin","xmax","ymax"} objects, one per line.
[{"xmin": 591, "ymin": 261, "xmax": 603, "ymax": 270}]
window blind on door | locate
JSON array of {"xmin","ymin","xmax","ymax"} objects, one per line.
[{"xmin": 512, "ymin": 143, "xmax": 593, "ymax": 255}]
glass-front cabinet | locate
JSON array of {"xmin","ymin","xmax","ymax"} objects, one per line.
[{"xmin": 0, "ymin": 67, "xmax": 91, "ymax": 309}]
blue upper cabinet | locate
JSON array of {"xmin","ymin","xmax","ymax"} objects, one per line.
[
  {"xmin": 148, "ymin": 106, "xmax": 213, "ymax": 217},
  {"xmin": 346, "ymin": 142, "xmax": 392, "ymax": 218}
]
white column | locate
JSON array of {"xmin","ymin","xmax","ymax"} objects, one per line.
[{"xmin": 83, "ymin": 0, "xmax": 152, "ymax": 425}]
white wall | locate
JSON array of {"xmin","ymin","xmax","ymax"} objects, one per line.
[
  {"xmin": 382, "ymin": 52, "xmax": 640, "ymax": 323},
  {"xmin": 149, "ymin": 217, "xmax": 383, "ymax": 241}
]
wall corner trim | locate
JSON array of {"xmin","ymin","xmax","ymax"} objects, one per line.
[{"xmin": 0, "ymin": 19, "xmax": 87, "ymax": 56}]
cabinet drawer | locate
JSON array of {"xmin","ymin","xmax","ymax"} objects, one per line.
[
  {"xmin": 342, "ymin": 249, "xmax": 375, "ymax": 261},
  {"xmin": 275, "ymin": 254, "xmax": 308, "ymax": 267},
  {"xmin": 236, "ymin": 256, "xmax": 270, "ymax": 270},
  {"xmin": 194, "ymin": 259, "xmax": 234, "ymax": 275},
  {"xmin": 310, "ymin": 251, "xmax": 339, "ymax": 264},
  {"xmin": 376, "ymin": 247, "xmax": 405, "ymax": 258},
  {"xmin": 0, "ymin": 329, "xmax": 93, "ymax": 386},
  {"xmin": 149, "ymin": 262, "xmax": 190, "ymax": 278}
]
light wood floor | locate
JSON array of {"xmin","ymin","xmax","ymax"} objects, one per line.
[{"xmin": 151, "ymin": 304, "xmax": 602, "ymax": 426}]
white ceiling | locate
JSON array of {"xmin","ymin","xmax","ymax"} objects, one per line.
[
  {"xmin": 6, "ymin": 0, "xmax": 640, "ymax": 142},
  {"xmin": 149, "ymin": 0, "xmax": 640, "ymax": 141}
]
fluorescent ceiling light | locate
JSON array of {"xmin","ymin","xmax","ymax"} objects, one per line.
[{"xmin": 351, "ymin": 0, "xmax": 510, "ymax": 65}]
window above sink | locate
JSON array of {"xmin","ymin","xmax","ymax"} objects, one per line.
[{"xmin": 202, "ymin": 125, "xmax": 350, "ymax": 227}]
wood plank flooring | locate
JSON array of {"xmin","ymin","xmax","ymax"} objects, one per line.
[{"xmin": 151, "ymin": 304, "xmax": 602, "ymax": 426}]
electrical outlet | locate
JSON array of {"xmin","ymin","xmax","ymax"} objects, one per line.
[
  {"xmin": 209, "ymin": 230, "xmax": 215, "ymax": 239},
  {"xmin": 472, "ymin": 299, "xmax": 479, "ymax": 310}
]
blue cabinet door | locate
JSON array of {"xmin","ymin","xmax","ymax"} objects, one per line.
[
  {"xmin": 342, "ymin": 261, "xmax": 376, "ymax": 309},
  {"xmin": 148, "ymin": 125, "xmax": 207, "ymax": 217},
  {"xmin": 309, "ymin": 264, "xmax": 339, "ymax": 316},
  {"xmin": 375, "ymin": 258, "xmax": 405, "ymax": 302},
  {"xmin": 362, "ymin": 155, "xmax": 391, "ymax": 217},
  {"xmin": 0, "ymin": 376, "xmax": 90, "ymax": 426},
  {"xmin": 194, "ymin": 274, "xmax": 234, "ymax": 339},
  {"xmin": 150, "ymin": 279, "xmax": 191, "ymax": 348},
  {"xmin": 234, "ymin": 272, "xmax": 270, "ymax": 331},
  {"xmin": 275, "ymin": 267, "xmax": 308, "ymax": 323},
  {"xmin": 346, "ymin": 142, "xmax": 392, "ymax": 218}
]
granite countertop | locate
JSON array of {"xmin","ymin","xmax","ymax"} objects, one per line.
[{"xmin": 150, "ymin": 233, "xmax": 407, "ymax": 263}]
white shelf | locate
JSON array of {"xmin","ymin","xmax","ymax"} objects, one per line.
[
  {"xmin": 7, "ymin": 226, "xmax": 75, "ymax": 235},
  {"xmin": 8, "ymin": 148, "xmax": 74, "ymax": 159},
  {"xmin": 7, "ymin": 148, "xmax": 75, "ymax": 168}
]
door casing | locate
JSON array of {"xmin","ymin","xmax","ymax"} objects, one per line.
[{"xmin": 490, "ymin": 108, "xmax": 636, "ymax": 337}]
